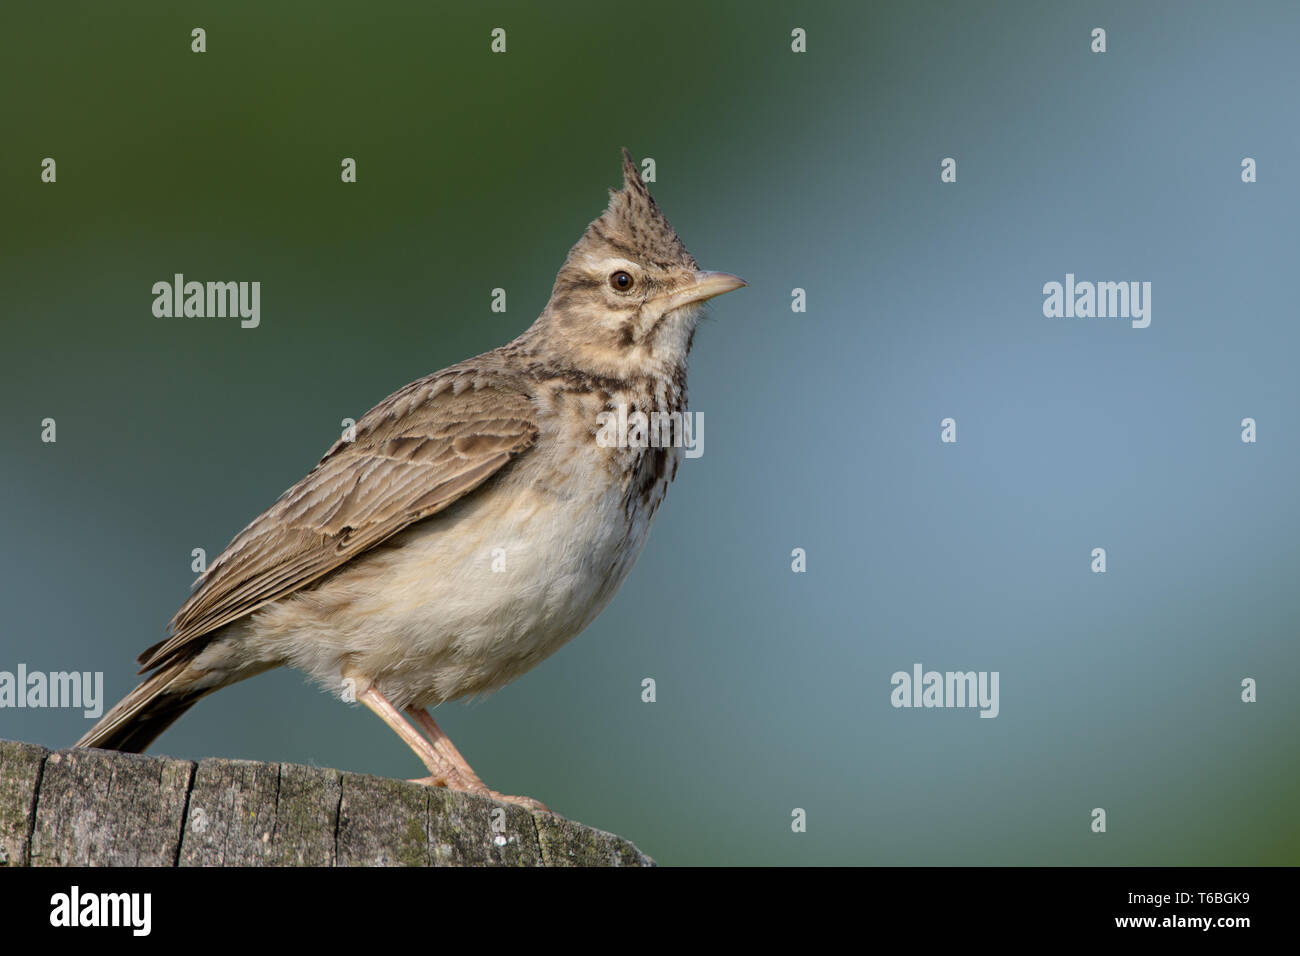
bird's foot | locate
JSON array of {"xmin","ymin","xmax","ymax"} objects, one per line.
[
  {"xmin": 407, "ymin": 774, "xmax": 452, "ymax": 788},
  {"xmin": 407, "ymin": 775, "xmax": 549, "ymax": 813},
  {"xmin": 484, "ymin": 790, "xmax": 550, "ymax": 813}
]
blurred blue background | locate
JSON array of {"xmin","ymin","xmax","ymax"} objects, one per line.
[{"xmin": 2, "ymin": 0, "xmax": 1297, "ymax": 864}]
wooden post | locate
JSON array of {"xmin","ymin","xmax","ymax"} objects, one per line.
[{"xmin": 0, "ymin": 740, "xmax": 652, "ymax": 867}]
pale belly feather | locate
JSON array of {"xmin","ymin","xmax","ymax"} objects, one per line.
[{"xmin": 209, "ymin": 441, "xmax": 669, "ymax": 708}]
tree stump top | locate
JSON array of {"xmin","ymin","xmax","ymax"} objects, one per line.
[{"xmin": 0, "ymin": 739, "xmax": 653, "ymax": 867}]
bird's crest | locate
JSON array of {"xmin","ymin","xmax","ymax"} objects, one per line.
[{"xmin": 578, "ymin": 148, "xmax": 698, "ymax": 271}]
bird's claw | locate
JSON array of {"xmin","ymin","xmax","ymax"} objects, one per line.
[{"xmin": 407, "ymin": 775, "xmax": 550, "ymax": 813}]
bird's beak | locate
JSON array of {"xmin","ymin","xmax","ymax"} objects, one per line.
[{"xmin": 660, "ymin": 271, "xmax": 748, "ymax": 312}]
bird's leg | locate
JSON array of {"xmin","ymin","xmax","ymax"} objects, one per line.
[
  {"xmin": 356, "ymin": 684, "xmax": 465, "ymax": 788},
  {"xmin": 405, "ymin": 706, "xmax": 550, "ymax": 813},
  {"xmin": 403, "ymin": 706, "xmax": 487, "ymax": 789}
]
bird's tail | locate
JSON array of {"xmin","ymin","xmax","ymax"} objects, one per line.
[{"xmin": 75, "ymin": 655, "xmax": 209, "ymax": 753}]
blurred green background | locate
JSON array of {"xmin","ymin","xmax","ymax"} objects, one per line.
[{"xmin": 3, "ymin": 1, "xmax": 1298, "ymax": 865}]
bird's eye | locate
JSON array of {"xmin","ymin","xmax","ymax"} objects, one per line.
[{"xmin": 609, "ymin": 270, "xmax": 634, "ymax": 292}]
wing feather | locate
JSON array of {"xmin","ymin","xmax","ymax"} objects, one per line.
[{"xmin": 137, "ymin": 360, "xmax": 539, "ymax": 672}]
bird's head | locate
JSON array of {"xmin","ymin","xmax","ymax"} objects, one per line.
[{"xmin": 534, "ymin": 149, "xmax": 745, "ymax": 378}]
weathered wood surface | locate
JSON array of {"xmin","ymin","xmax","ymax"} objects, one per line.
[{"xmin": 0, "ymin": 740, "xmax": 653, "ymax": 867}]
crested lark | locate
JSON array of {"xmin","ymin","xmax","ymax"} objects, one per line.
[{"xmin": 77, "ymin": 149, "xmax": 745, "ymax": 810}]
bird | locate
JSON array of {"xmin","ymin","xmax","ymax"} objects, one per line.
[{"xmin": 76, "ymin": 149, "xmax": 746, "ymax": 810}]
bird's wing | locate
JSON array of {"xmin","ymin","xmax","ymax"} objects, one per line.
[{"xmin": 138, "ymin": 360, "xmax": 540, "ymax": 672}]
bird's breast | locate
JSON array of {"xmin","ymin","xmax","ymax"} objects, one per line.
[{"xmin": 255, "ymin": 379, "xmax": 686, "ymax": 706}]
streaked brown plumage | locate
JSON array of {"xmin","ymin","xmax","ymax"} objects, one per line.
[{"xmin": 77, "ymin": 149, "xmax": 745, "ymax": 809}]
